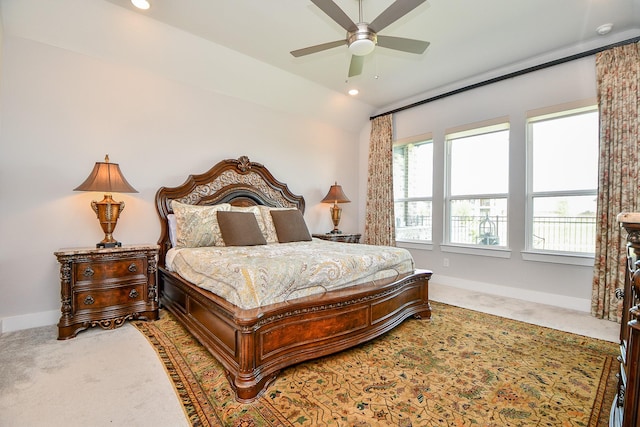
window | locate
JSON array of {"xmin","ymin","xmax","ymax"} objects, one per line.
[
  {"xmin": 393, "ymin": 138, "xmax": 433, "ymax": 242},
  {"xmin": 527, "ymin": 105, "xmax": 598, "ymax": 254},
  {"xmin": 445, "ymin": 122, "xmax": 509, "ymax": 247}
]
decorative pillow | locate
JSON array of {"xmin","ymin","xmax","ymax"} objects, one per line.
[
  {"xmin": 217, "ymin": 211, "xmax": 267, "ymax": 246},
  {"xmin": 230, "ymin": 205, "xmax": 268, "ymax": 241},
  {"xmin": 258, "ymin": 206, "xmax": 295, "ymax": 243},
  {"xmin": 171, "ymin": 200, "xmax": 231, "ymax": 248},
  {"xmin": 270, "ymin": 209, "xmax": 312, "ymax": 243}
]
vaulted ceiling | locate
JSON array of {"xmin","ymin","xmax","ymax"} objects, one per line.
[{"xmin": 104, "ymin": 0, "xmax": 640, "ymax": 111}]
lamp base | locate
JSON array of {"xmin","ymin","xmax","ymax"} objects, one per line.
[
  {"xmin": 91, "ymin": 194, "xmax": 125, "ymax": 250},
  {"xmin": 96, "ymin": 241, "xmax": 122, "ymax": 249},
  {"xmin": 329, "ymin": 205, "xmax": 343, "ymax": 235}
]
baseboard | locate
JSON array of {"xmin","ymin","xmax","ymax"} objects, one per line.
[
  {"xmin": 1, "ymin": 310, "xmax": 59, "ymax": 333},
  {"xmin": 431, "ymin": 274, "xmax": 591, "ymax": 312}
]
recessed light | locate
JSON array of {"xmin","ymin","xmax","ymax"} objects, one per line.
[
  {"xmin": 596, "ymin": 23, "xmax": 613, "ymax": 35},
  {"xmin": 348, "ymin": 89, "xmax": 359, "ymax": 96},
  {"xmin": 131, "ymin": 0, "xmax": 150, "ymax": 10}
]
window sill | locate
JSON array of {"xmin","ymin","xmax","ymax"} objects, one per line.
[
  {"xmin": 521, "ymin": 250, "xmax": 594, "ymax": 266},
  {"xmin": 396, "ymin": 241, "xmax": 433, "ymax": 251},
  {"xmin": 441, "ymin": 244, "xmax": 511, "ymax": 258}
]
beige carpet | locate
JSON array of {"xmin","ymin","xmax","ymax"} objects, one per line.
[{"xmin": 0, "ymin": 322, "xmax": 189, "ymax": 427}]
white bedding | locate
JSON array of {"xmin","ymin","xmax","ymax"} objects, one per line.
[{"xmin": 165, "ymin": 238, "xmax": 414, "ymax": 309}]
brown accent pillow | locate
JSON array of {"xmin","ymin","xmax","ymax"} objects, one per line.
[
  {"xmin": 217, "ymin": 211, "xmax": 267, "ymax": 246},
  {"xmin": 270, "ymin": 209, "xmax": 312, "ymax": 243}
]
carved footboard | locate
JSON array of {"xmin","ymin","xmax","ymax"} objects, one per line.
[{"xmin": 159, "ymin": 267, "xmax": 432, "ymax": 402}]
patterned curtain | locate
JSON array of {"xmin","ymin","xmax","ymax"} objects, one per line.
[
  {"xmin": 365, "ymin": 114, "xmax": 395, "ymax": 246},
  {"xmin": 591, "ymin": 42, "xmax": 640, "ymax": 321}
]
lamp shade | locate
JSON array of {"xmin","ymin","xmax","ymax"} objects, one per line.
[
  {"xmin": 74, "ymin": 155, "xmax": 138, "ymax": 194},
  {"xmin": 321, "ymin": 182, "xmax": 350, "ymax": 204}
]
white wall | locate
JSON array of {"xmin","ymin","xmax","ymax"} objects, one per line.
[
  {"xmin": 359, "ymin": 57, "xmax": 598, "ymax": 311},
  {"xmin": 0, "ymin": 2, "xmax": 369, "ymax": 331}
]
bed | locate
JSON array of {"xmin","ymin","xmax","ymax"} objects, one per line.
[{"xmin": 155, "ymin": 155, "xmax": 432, "ymax": 402}]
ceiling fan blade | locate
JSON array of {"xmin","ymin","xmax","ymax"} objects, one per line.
[
  {"xmin": 348, "ymin": 55, "xmax": 364, "ymax": 77},
  {"xmin": 376, "ymin": 35, "xmax": 430, "ymax": 54},
  {"xmin": 310, "ymin": 0, "xmax": 357, "ymax": 32},
  {"xmin": 369, "ymin": 0, "xmax": 427, "ymax": 33},
  {"xmin": 290, "ymin": 39, "xmax": 346, "ymax": 57}
]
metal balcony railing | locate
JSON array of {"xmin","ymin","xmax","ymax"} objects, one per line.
[
  {"xmin": 395, "ymin": 214, "xmax": 596, "ymax": 252},
  {"xmin": 449, "ymin": 215, "xmax": 506, "ymax": 246},
  {"xmin": 530, "ymin": 216, "xmax": 596, "ymax": 253}
]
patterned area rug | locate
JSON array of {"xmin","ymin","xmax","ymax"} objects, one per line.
[{"xmin": 133, "ymin": 302, "xmax": 618, "ymax": 426}]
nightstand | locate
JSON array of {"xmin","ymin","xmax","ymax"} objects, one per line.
[
  {"xmin": 54, "ymin": 244, "xmax": 159, "ymax": 340},
  {"xmin": 312, "ymin": 233, "xmax": 361, "ymax": 243}
]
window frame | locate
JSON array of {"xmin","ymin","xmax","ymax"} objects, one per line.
[
  {"xmin": 444, "ymin": 120, "xmax": 510, "ymax": 249},
  {"xmin": 393, "ymin": 135, "xmax": 433, "ymax": 244},
  {"xmin": 524, "ymin": 102, "xmax": 598, "ymax": 258}
]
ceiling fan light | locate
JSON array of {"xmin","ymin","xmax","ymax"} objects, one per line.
[{"xmin": 349, "ymin": 39, "xmax": 375, "ymax": 56}]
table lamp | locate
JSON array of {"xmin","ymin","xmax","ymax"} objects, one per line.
[
  {"xmin": 74, "ymin": 155, "xmax": 138, "ymax": 248},
  {"xmin": 320, "ymin": 182, "xmax": 351, "ymax": 234}
]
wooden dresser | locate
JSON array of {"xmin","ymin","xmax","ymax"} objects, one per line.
[
  {"xmin": 54, "ymin": 244, "xmax": 159, "ymax": 339},
  {"xmin": 611, "ymin": 215, "xmax": 640, "ymax": 426}
]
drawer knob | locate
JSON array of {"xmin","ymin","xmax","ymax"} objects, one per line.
[
  {"xmin": 84, "ymin": 295, "xmax": 95, "ymax": 305},
  {"xmin": 129, "ymin": 289, "xmax": 139, "ymax": 299},
  {"xmin": 128, "ymin": 263, "xmax": 137, "ymax": 273},
  {"xmin": 83, "ymin": 267, "xmax": 95, "ymax": 277}
]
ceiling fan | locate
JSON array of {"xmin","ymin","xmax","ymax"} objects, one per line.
[{"xmin": 291, "ymin": 0, "xmax": 430, "ymax": 78}]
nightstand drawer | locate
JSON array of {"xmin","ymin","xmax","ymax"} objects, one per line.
[
  {"xmin": 74, "ymin": 283, "xmax": 146, "ymax": 310},
  {"xmin": 74, "ymin": 257, "xmax": 146, "ymax": 284}
]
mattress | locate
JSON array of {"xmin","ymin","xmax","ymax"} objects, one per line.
[{"xmin": 165, "ymin": 238, "xmax": 414, "ymax": 309}]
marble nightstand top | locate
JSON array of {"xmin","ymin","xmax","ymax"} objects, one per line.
[{"xmin": 617, "ymin": 212, "xmax": 640, "ymax": 224}]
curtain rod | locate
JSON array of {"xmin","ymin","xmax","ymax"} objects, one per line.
[{"xmin": 370, "ymin": 35, "xmax": 640, "ymax": 120}]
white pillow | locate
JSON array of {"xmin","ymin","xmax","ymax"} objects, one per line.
[{"xmin": 167, "ymin": 214, "xmax": 177, "ymax": 248}]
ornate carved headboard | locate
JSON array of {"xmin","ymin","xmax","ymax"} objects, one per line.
[{"xmin": 155, "ymin": 155, "xmax": 305, "ymax": 265}]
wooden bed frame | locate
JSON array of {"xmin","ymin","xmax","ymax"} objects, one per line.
[{"xmin": 155, "ymin": 156, "xmax": 432, "ymax": 402}]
